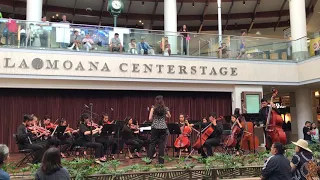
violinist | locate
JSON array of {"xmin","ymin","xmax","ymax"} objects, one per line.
[
  {"xmin": 95, "ymin": 113, "xmax": 118, "ymax": 160},
  {"xmin": 175, "ymin": 114, "xmax": 192, "ymax": 155},
  {"xmin": 78, "ymin": 113, "xmax": 106, "ymax": 163},
  {"xmin": 29, "ymin": 115, "xmax": 51, "ymax": 139},
  {"xmin": 16, "ymin": 115, "xmax": 47, "ymax": 164},
  {"xmin": 132, "ymin": 118, "xmax": 148, "ymax": 152},
  {"xmin": 56, "ymin": 119, "xmax": 75, "ymax": 158},
  {"xmin": 202, "ymin": 117, "xmax": 208, "ymax": 124},
  {"xmin": 42, "ymin": 115, "xmax": 60, "ymax": 148},
  {"xmin": 230, "ymin": 114, "xmax": 243, "ymax": 155},
  {"xmin": 121, "ymin": 117, "xmax": 144, "ymax": 159},
  {"xmin": 196, "ymin": 113, "xmax": 223, "ymax": 158}
]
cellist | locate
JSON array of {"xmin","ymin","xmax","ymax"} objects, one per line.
[
  {"xmin": 258, "ymin": 98, "xmax": 281, "ymax": 149},
  {"xmin": 174, "ymin": 114, "xmax": 192, "ymax": 156},
  {"xmin": 192, "ymin": 113, "xmax": 223, "ymax": 158},
  {"xmin": 230, "ymin": 114, "xmax": 243, "ymax": 155}
]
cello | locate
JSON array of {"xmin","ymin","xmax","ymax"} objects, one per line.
[
  {"xmin": 174, "ymin": 116, "xmax": 192, "ymax": 149},
  {"xmin": 193, "ymin": 117, "xmax": 222, "ymax": 150},
  {"xmin": 265, "ymin": 88, "xmax": 287, "ymax": 148},
  {"xmin": 223, "ymin": 118, "xmax": 241, "ymax": 148}
]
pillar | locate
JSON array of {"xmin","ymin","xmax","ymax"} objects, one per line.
[
  {"xmin": 289, "ymin": 0, "xmax": 308, "ymax": 60},
  {"xmin": 27, "ymin": 0, "xmax": 43, "ymax": 22},
  {"xmin": 164, "ymin": 0, "xmax": 177, "ymax": 54},
  {"xmin": 293, "ymin": 88, "xmax": 313, "ymax": 140}
]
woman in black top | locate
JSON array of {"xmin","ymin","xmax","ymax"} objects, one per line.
[
  {"xmin": 147, "ymin": 95, "xmax": 171, "ymax": 164},
  {"xmin": 230, "ymin": 114, "xmax": 243, "ymax": 155},
  {"xmin": 56, "ymin": 119, "xmax": 75, "ymax": 158},
  {"xmin": 77, "ymin": 113, "xmax": 106, "ymax": 163},
  {"xmin": 122, "ymin": 117, "xmax": 144, "ymax": 158},
  {"xmin": 35, "ymin": 147, "xmax": 70, "ymax": 180},
  {"xmin": 179, "ymin": 25, "xmax": 188, "ymax": 55}
]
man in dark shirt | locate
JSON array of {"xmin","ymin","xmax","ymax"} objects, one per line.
[
  {"xmin": 16, "ymin": 115, "xmax": 46, "ymax": 164},
  {"xmin": 303, "ymin": 121, "xmax": 312, "ymax": 142},
  {"xmin": 261, "ymin": 142, "xmax": 291, "ymax": 180},
  {"xmin": 197, "ymin": 113, "xmax": 223, "ymax": 157}
]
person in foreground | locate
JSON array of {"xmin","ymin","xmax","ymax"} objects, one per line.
[
  {"xmin": 291, "ymin": 139, "xmax": 314, "ymax": 180},
  {"xmin": 261, "ymin": 142, "xmax": 291, "ymax": 180},
  {"xmin": 35, "ymin": 147, "xmax": 70, "ymax": 180},
  {"xmin": 147, "ymin": 95, "xmax": 171, "ymax": 164},
  {"xmin": 0, "ymin": 144, "xmax": 10, "ymax": 180}
]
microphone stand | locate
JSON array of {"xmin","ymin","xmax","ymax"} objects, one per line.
[{"xmin": 89, "ymin": 103, "xmax": 94, "ymax": 159}]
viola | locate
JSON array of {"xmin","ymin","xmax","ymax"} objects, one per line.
[
  {"xmin": 265, "ymin": 88, "xmax": 287, "ymax": 148},
  {"xmin": 45, "ymin": 123, "xmax": 57, "ymax": 130},
  {"xmin": 223, "ymin": 119, "xmax": 241, "ymax": 148},
  {"xmin": 174, "ymin": 120, "xmax": 192, "ymax": 149}
]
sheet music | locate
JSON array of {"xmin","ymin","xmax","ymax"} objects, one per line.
[{"xmin": 139, "ymin": 126, "xmax": 151, "ymax": 132}]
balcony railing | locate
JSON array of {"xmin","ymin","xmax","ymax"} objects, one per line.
[{"xmin": 0, "ymin": 18, "xmax": 310, "ymax": 61}]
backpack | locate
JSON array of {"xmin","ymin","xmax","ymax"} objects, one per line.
[{"xmin": 306, "ymin": 159, "xmax": 319, "ymax": 180}]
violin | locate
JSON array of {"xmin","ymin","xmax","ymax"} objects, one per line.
[
  {"xmin": 130, "ymin": 123, "xmax": 140, "ymax": 134},
  {"xmin": 223, "ymin": 118, "xmax": 241, "ymax": 148},
  {"xmin": 265, "ymin": 88, "xmax": 287, "ymax": 148},
  {"xmin": 174, "ymin": 119, "xmax": 192, "ymax": 149}
]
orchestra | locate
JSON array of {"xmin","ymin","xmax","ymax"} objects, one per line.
[{"xmin": 14, "ymin": 94, "xmax": 289, "ymax": 165}]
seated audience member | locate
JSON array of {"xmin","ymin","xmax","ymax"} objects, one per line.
[
  {"xmin": 291, "ymin": 139, "xmax": 314, "ymax": 180},
  {"xmin": 0, "ymin": 144, "xmax": 10, "ymax": 180},
  {"xmin": 68, "ymin": 30, "xmax": 81, "ymax": 51},
  {"xmin": 218, "ymin": 43, "xmax": 229, "ymax": 58},
  {"xmin": 109, "ymin": 33, "xmax": 123, "ymax": 53},
  {"xmin": 138, "ymin": 37, "xmax": 155, "ymax": 55},
  {"xmin": 128, "ymin": 39, "xmax": 137, "ymax": 54},
  {"xmin": 82, "ymin": 34, "xmax": 95, "ymax": 52},
  {"xmin": 35, "ymin": 148, "xmax": 70, "ymax": 180},
  {"xmin": 261, "ymin": 142, "xmax": 291, "ymax": 180}
]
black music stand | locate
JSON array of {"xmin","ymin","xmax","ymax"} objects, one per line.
[
  {"xmin": 167, "ymin": 123, "xmax": 181, "ymax": 157},
  {"xmin": 55, "ymin": 126, "xmax": 67, "ymax": 153},
  {"xmin": 101, "ymin": 124, "xmax": 116, "ymax": 160},
  {"xmin": 115, "ymin": 120, "xmax": 124, "ymax": 158}
]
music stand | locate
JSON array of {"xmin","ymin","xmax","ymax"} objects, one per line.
[
  {"xmin": 55, "ymin": 126, "xmax": 67, "ymax": 153},
  {"xmin": 115, "ymin": 120, "xmax": 124, "ymax": 158},
  {"xmin": 167, "ymin": 123, "xmax": 181, "ymax": 157},
  {"xmin": 101, "ymin": 124, "xmax": 116, "ymax": 137}
]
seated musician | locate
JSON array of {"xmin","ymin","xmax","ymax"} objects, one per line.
[
  {"xmin": 78, "ymin": 113, "xmax": 106, "ymax": 163},
  {"xmin": 56, "ymin": 119, "xmax": 76, "ymax": 158},
  {"xmin": 16, "ymin": 115, "xmax": 47, "ymax": 164},
  {"xmin": 230, "ymin": 114, "xmax": 243, "ymax": 155},
  {"xmin": 202, "ymin": 117, "xmax": 208, "ymax": 123},
  {"xmin": 42, "ymin": 115, "xmax": 60, "ymax": 148},
  {"xmin": 194, "ymin": 113, "xmax": 223, "ymax": 158},
  {"xmin": 175, "ymin": 113, "xmax": 192, "ymax": 154},
  {"xmin": 100, "ymin": 113, "xmax": 123, "ymax": 155},
  {"xmin": 132, "ymin": 118, "xmax": 148, "ymax": 152},
  {"xmin": 121, "ymin": 117, "xmax": 144, "ymax": 159},
  {"xmin": 95, "ymin": 114, "xmax": 118, "ymax": 160}
]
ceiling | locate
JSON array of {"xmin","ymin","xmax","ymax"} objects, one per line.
[{"xmin": 0, "ymin": 0, "xmax": 318, "ymax": 33}]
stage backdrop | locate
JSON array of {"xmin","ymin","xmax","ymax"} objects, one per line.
[{"xmin": 0, "ymin": 88, "xmax": 232, "ymax": 152}]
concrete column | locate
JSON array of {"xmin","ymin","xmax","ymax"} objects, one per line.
[
  {"xmin": 294, "ymin": 88, "xmax": 313, "ymax": 139},
  {"xmin": 164, "ymin": 0, "xmax": 177, "ymax": 54},
  {"xmin": 289, "ymin": 0, "xmax": 308, "ymax": 60},
  {"xmin": 26, "ymin": 0, "xmax": 43, "ymax": 22}
]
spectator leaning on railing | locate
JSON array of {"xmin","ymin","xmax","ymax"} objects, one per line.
[{"xmin": 0, "ymin": 144, "xmax": 10, "ymax": 180}]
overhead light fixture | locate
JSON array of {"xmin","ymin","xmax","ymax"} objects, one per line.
[
  {"xmin": 142, "ymin": 1, "xmax": 144, "ymax": 6},
  {"xmin": 315, "ymin": 91, "xmax": 320, "ymax": 97},
  {"xmin": 193, "ymin": 2, "xmax": 195, "ymax": 7},
  {"xmin": 139, "ymin": 20, "xmax": 141, "ymax": 23},
  {"xmin": 56, "ymin": 14, "xmax": 59, "ymax": 17},
  {"xmin": 142, "ymin": 23, "xmax": 144, "ymax": 25},
  {"xmin": 52, "ymin": 16, "xmax": 55, "ymax": 18},
  {"xmin": 243, "ymin": 0, "xmax": 245, "ymax": 5}
]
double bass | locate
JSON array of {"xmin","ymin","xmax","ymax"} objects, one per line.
[
  {"xmin": 265, "ymin": 88, "xmax": 287, "ymax": 148},
  {"xmin": 240, "ymin": 118, "xmax": 259, "ymax": 151},
  {"xmin": 174, "ymin": 119, "xmax": 192, "ymax": 149}
]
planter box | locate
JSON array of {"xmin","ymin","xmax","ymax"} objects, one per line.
[{"xmin": 69, "ymin": 166, "xmax": 263, "ymax": 180}]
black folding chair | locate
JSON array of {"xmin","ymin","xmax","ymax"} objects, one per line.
[{"xmin": 13, "ymin": 134, "xmax": 34, "ymax": 167}]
